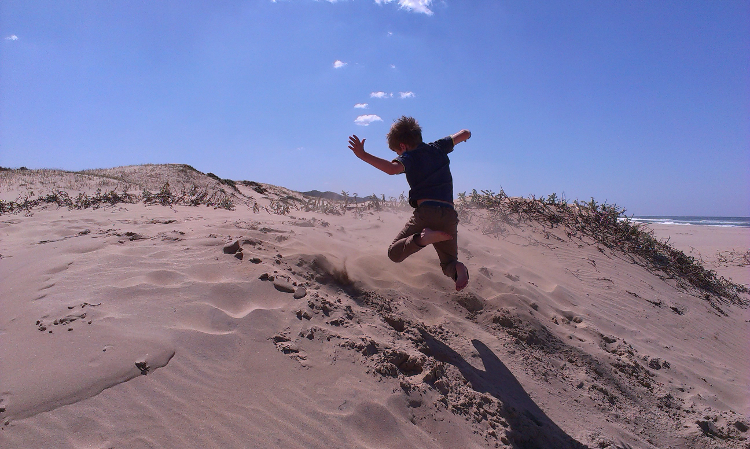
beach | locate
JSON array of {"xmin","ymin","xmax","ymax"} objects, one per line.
[
  {"xmin": 1, "ymin": 166, "xmax": 748, "ymax": 449},
  {"xmin": 648, "ymin": 224, "xmax": 749, "ymax": 288}
]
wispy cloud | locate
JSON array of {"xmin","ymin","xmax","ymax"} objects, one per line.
[
  {"xmin": 354, "ymin": 103, "xmax": 368, "ymax": 109},
  {"xmin": 333, "ymin": 60, "xmax": 348, "ymax": 69},
  {"xmin": 375, "ymin": 0, "xmax": 434, "ymax": 15},
  {"xmin": 5, "ymin": 35, "xmax": 19, "ymax": 41},
  {"xmin": 368, "ymin": 91, "xmax": 414, "ymax": 99},
  {"xmin": 275, "ymin": 1, "xmax": 434, "ymax": 15},
  {"xmin": 355, "ymin": 115, "xmax": 383, "ymax": 126},
  {"xmin": 401, "ymin": 0, "xmax": 433, "ymax": 15}
]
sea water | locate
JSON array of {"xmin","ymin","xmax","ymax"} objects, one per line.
[{"xmin": 629, "ymin": 216, "xmax": 750, "ymax": 228}]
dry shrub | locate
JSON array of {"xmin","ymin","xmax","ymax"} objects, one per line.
[
  {"xmin": 1, "ymin": 182, "xmax": 235, "ymax": 215},
  {"xmin": 456, "ymin": 190, "xmax": 748, "ymax": 306}
]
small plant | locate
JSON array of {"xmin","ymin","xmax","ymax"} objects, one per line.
[
  {"xmin": 341, "ymin": 191, "xmax": 350, "ymax": 208},
  {"xmin": 368, "ymin": 193, "xmax": 382, "ymax": 211}
]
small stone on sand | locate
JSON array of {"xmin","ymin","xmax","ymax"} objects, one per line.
[
  {"xmin": 223, "ymin": 240, "xmax": 241, "ymax": 254},
  {"xmin": 273, "ymin": 279, "xmax": 295, "ymax": 293}
]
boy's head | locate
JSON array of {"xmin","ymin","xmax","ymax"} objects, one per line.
[{"xmin": 387, "ymin": 116, "xmax": 422, "ymax": 153}]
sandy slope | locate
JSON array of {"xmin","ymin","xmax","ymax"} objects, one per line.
[{"xmin": 1, "ymin": 166, "xmax": 748, "ymax": 449}]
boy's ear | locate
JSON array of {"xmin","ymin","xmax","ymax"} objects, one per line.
[{"xmin": 399, "ymin": 143, "xmax": 408, "ymax": 152}]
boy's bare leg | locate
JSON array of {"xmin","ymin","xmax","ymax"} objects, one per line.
[
  {"xmin": 455, "ymin": 262, "xmax": 469, "ymax": 291},
  {"xmin": 414, "ymin": 227, "xmax": 452, "ymax": 247}
]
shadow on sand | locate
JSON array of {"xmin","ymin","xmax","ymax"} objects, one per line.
[{"xmin": 420, "ymin": 331, "xmax": 588, "ymax": 449}]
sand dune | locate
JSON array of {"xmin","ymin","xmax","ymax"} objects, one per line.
[{"xmin": 1, "ymin": 166, "xmax": 748, "ymax": 448}]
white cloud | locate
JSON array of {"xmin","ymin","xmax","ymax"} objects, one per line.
[
  {"xmin": 399, "ymin": 91, "xmax": 415, "ymax": 99},
  {"xmin": 375, "ymin": 0, "xmax": 433, "ymax": 15},
  {"xmin": 370, "ymin": 91, "xmax": 391, "ymax": 99},
  {"xmin": 275, "ymin": 1, "xmax": 434, "ymax": 15},
  {"xmin": 333, "ymin": 60, "xmax": 347, "ymax": 69},
  {"xmin": 400, "ymin": 0, "xmax": 433, "ymax": 15},
  {"xmin": 355, "ymin": 115, "xmax": 383, "ymax": 126},
  {"xmin": 5, "ymin": 35, "xmax": 19, "ymax": 41},
  {"xmin": 354, "ymin": 103, "xmax": 368, "ymax": 109}
]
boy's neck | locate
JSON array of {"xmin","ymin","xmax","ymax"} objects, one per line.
[{"xmin": 399, "ymin": 142, "xmax": 420, "ymax": 154}]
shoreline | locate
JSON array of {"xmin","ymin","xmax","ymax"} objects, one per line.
[{"xmin": 631, "ymin": 216, "xmax": 750, "ymax": 228}]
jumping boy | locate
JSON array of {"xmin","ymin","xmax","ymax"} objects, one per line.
[{"xmin": 348, "ymin": 116, "xmax": 471, "ymax": 291}]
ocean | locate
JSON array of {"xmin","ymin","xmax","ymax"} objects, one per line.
[{"xmin": 629, "ymin": 216, "xmax": 750, "ymax": 228}]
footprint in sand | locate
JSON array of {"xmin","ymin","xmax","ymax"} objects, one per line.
[
  {"xmin": 114, "ymin": 269, "xmax": 187, "ymax": 288},
  {"xmin": 145, "ymin": 269, "xmax": 186, "ymax": 286},
  {"xmin": 185, "ymin": 263, "xmax": 229, "ymax": 283},
  {"xmin": 201, "ymin": 280, "xmax": 292, "ymax": 319},
  {"xmin": 63, "ymin": 240, "xmax": 107, "ymax": 254},
  {"xmin": 174, "ymin": 303, "xmax": 239, "ymax": 335}
]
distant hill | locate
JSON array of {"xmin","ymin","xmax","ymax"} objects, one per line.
[
  {"xmin": 0, "ymin": 164, "xmax": 307, "ymax": 206},
  {"xmin": 302, "ymin": 190, "xmax": 379, "ymax": 203},
  {"xmin": 301, "ymin": 190, "xmax": 345, "ymax": 201}
]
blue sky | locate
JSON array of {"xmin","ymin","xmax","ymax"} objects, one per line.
[{"xmin": 1, "ymin": 0, "xmax": 748, "ymax": 216}]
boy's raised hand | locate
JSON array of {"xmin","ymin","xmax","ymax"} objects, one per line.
[
  {"xmin": 451, "ymin": 129, "xmax": 472, "ymax": 145},
  {"xmin": 348, "ymin": 135, "xmax": 366, "ymax": 158},
  {"xmin": 349, "ymin": 134, "xmax": 403, "ymax": 175}
]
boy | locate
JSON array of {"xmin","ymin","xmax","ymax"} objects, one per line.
[{"xmin": 348, "ymin": 116, "xmax": 471, "ymax": 291}]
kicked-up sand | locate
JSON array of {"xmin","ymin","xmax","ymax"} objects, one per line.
[{"xmin": 1, "ymin": 165, "xmax": 748, "ymax": 449}]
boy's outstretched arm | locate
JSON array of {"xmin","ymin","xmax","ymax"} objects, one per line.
[
  {"xmin": 451, "ymin": 129, "xmax": 472, "ymax": 145},
  {"xmin": 348, "ymin": 135, "xmax": 404, "ymax": 175}
]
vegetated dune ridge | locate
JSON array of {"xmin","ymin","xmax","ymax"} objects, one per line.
[{"xmin": 0, "ymin": 164, "xmax": 748, "ymax": 449}]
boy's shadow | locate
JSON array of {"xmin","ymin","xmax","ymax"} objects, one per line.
[{"xmin": 420, "ymin": 331, "xmax": 587, "ymax": 449}]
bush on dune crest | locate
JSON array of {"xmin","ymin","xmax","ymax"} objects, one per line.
[
  {"xmin": 0, "ymin": 182, "xmax": 236, "ymax": 214},
  {"xmin": 455, "ymin": 189, "xmax": 748, "ymax": 307},
  {"xmin": 0, "ymin": 165, "xmax": 241, "ymax": 213}
]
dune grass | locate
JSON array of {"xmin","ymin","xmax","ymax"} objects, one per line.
[
  {"xmin": 0, "ymin": 182, "xmax": 236, "ymax": 214},
  {"xmin": 455, "ymin": 189, "xmax": 748, "ymax": 307}
]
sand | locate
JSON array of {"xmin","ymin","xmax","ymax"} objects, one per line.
[
  {"xmin": 648, "ymin": 224, "xmax": 749, "ymax": 289},
  {"xmin": 1, "ymin": 165, "xmax": 748, "ymax": 449}
]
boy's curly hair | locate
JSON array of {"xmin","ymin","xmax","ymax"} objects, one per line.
[{"xmin": 387, "ymin": 116, "xmax": 423, "ymax": 152}]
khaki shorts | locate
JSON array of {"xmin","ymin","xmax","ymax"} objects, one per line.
[{"xmin": 387, "ymin": 204, "xmax": 459, "ymax": 280}]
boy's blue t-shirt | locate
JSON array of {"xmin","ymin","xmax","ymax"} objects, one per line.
[{"xmin": 394, "ymin": 137, "xmax": 454, "ymax": 208}]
